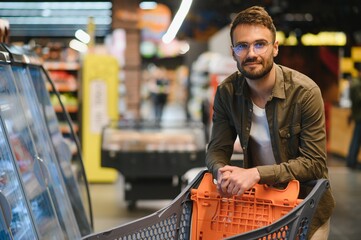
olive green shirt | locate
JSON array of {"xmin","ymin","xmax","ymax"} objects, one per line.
[{"xmin": 206, "ymin": 64, "xmax": 335, "ymax": 239}]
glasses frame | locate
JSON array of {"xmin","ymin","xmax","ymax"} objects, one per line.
[{"xmin": 232, "ymin": 40, "xmax": 274, "ymax": 57}]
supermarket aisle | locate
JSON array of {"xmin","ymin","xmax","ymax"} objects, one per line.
[{"xmin": 89, "ymin": 155, "xmax": 361, "ymax": 240}]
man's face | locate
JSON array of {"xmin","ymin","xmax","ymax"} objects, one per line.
[{"xmin": 231, "ymin": 24, "xmax": 278, "ymax": 80}]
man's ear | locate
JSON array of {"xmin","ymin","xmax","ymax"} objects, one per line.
[
  {"xmin": 273, "ymin": 41, "xmax": 279, "ymax": 57},
  {"xmin": 230, "ymin": 46, "xmax": 237, "ymax": 61}
]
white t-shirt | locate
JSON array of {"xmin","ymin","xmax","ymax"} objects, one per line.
[{"xmin": 249, "ymin": 102, "xmax": 276, "ymax": 166}]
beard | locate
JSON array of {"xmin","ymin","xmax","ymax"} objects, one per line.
[{"xmin": 237, "ymin": 56, "xmax": 274, "ymax": 80}]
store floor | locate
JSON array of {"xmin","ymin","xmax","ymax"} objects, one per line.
[{"xmin": 88, "ymin": 153, "xmax": 361, "ymax": 240}]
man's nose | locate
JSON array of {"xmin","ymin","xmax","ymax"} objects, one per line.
[{"xmin": 247, "ymin": 45, "xmax": 257, "ymax": 56}]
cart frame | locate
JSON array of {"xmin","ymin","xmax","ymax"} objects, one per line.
[{"xmin": 83, "ymin": 170, "xmax": 329, "ymax": 240}]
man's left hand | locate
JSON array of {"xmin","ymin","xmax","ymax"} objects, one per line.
[{"xmin": 218, "ymin": 165, "xmax": 261, "ymax": 196}]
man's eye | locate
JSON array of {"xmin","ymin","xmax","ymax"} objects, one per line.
[
  {"xmin": 237, "ymin": 43, "xmax": 249, "ymax": 50},
  {"xmin": 254, "ymin": 42, "xmax": 267, "ymax": 48}
]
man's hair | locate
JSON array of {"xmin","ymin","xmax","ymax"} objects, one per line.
[{"xmin": 230, "ymin": 6, "xmax": 276, "ymax": 45}]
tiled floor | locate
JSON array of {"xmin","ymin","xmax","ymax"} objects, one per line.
[{"xmin": 87, "ymin": 154, "xmax": 361, "ymax": 240}]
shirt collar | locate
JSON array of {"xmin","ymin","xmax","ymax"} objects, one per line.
[
  {"xmin": 273, "ymin": 64, "xmax": 286, "ymax": 100},
  {"xmin": 236, "ymin": 64, "xmax": 286, "ymax": 100}
]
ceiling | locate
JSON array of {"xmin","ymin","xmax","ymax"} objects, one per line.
[
  {"xmin": 1, "ymin": 1, "xmax": 112, "ymax": 41},
  {"xmin": 158, "ymin": 0, "xmax": 361, "ymax": 44},
  {"xmin": 2, "ymin": 0, "xmax": 361, "ymax": 44}
]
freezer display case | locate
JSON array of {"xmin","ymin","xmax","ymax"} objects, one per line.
[
  {"xmin": 7, "ymin": 44, "xmax": 85, "ymax": 238},
  {"xmin": 0, "ymin": 44, "xmax": 81, "ymax": 239},
  {"xmin": 0, "ymin": 115, "xmax": 38, "ymax": 239},
  {"xmin": 101, "ymin": 120, "xmax": 207, "ymax": 209},
  {"xmin": 29, "ymin": 63, "xmax": 93, "ymax": 236}
]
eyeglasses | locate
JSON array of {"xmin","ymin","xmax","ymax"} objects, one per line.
[{"xmin": 232, "ymin": 40, "xmax": 273, "ymax": 56}]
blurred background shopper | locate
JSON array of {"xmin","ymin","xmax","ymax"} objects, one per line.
[{"xmin": 346, "ymin": 63, "xmax": 361, "ymax": 169}]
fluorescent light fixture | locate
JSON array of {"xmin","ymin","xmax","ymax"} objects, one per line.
[
  {"xmin": 75, "ymin": 29, "xmax": 91, "ymax": 44},
  {"xmin": 5, "ymin": 16, "xmax": 112, "ymax": 25},
  {"xmin": 69, "ymin": 39, "xmax": 88, "ymax": 53},
  {"xmin": 0, "ymin": 2, "xmax": 112, "ymax": 10},
  {"xmin": 162, "ymin": 0, "xmax": 193, "ymax": 44},
  {"xmin": 301, "ymin": 32, "xmax": 346, "ymax": 46},
  {"xmin": 0, "ymin": 1, "xmax": 112, "ymax": 38},
  {"xmin": 139, "ymin": 1, "xmax": 158, "ymax": 10}
]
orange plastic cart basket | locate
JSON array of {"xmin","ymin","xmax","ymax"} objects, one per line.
[{"xmin": 190, "ymin": 173, "xmax": 303, "ymax": 240}]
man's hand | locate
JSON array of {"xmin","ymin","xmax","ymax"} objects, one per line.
[
  {"xmin": 217, "ymin": 167, "xmax": 232, "ymax": 198},
  {"xmin": 217, "ymin": 165, "xmax": 260, "ymax": 197}
]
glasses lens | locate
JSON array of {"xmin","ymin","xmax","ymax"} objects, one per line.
[
  {"xmin": 254, "ymin": 41, "xmax": 270, "ymax": 54},
  {"xmin": 233, "ymin": 43, "xmax": 248, "ymax": 56},
  {"xmin": 233, "ymin": 41, "xmax": 271, "ymax": 56}
]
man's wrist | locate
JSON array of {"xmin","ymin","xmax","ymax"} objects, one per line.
[
  {"xmin": 213, "ymin": 163, "xmax": 226, "ymax": 179},
  {"xmin": 252, "ymin": 167, "xmax": 261, "ymax": 182}
]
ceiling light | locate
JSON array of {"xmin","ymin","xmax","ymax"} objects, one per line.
[
  {"xmin": 301, "ymin": 32, "xmax": 346, "ymax": 46},
  {"xmin": 179, "ymin": 41, "xmax": 190, "ymax": 54},
  {"xmin": 162, "ymin": 0, "xmax": 193, "ymax": 44},
  {"xmin": 75, "ymin": 29, "xmax": 91, "ymax": 44},
  {"xmin": 69, "ymin": 39, "xmax": 88, "ymax": 53},
  {"xmin": 139, "ymin": 1, "xmax": 158, "ymax": 10},
  {"xmin": 0, "ymin": 1, "xmax": 112, "ymax": 37}
]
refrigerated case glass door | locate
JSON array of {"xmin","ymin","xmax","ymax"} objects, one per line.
[
  {"xmin": 0, "ymin": 63, "xmax": 66, "ymax": 239},
  {"xmin": 11, "ymin": 64, "xmax": 82, "ymax": 239},
  {"xmin": 29, "ymin": 65, "xmax": 92, "ymax": 235},
  {"xmin": 0, "ymin": 116, "xmax": 38, "ymax": 239}
]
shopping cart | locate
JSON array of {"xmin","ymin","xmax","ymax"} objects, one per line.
[{"xmin": 82, "ymin": 170, "xmax": 329, "ymax": 240}]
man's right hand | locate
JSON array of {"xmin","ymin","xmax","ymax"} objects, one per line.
[
  {"xmin": 217, "ymin": 165, "xmax": 261, "ymax": 198},
  {"xmin": 217, "ymin": 167, "xmax": 233, "ymax": 198}
]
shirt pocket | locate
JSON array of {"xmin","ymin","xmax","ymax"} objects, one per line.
[{"xmin": 279, "ymin": 124, "xmax": 301, "ymax": 158}]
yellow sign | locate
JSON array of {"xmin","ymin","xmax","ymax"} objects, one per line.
[
  {"xmin": 340, "ymin": 57, "xmax": 354, "ymax": 73},
  {"xmin": 351, "ymin": 47, "xmax": 361, "ymax": 62},
  {"xmin": 82, "ymin": 54, "xmax": 118, "ymax": 182}
]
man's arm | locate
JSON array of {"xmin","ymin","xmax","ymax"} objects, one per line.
[
  {"xmin": 206, "ymin": 87, "xmax": 237, "ymax": 179},
  {"xmin": 257, "ymin": 86, "xmax": 328, "ymax": 184}
]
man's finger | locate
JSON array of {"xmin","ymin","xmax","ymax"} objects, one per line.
[
  {"xmin": 220, "ymin": 178, "xmax": 229, "ymax": 194},
  {"xmin": 219, "ymin": 165, "xmax": 235, "ymax": 172},
  {"xmin": 236, "ymin": 189, "xmax": 244, "ymax": 196}
]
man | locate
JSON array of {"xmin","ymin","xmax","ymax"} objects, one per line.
[
  {"xmin": 205, "ymin": 6, "xmax": 335, "ymax": 240},
  {"xmin": 148, "ymin": 66, "xmax": 170, "ymax": 122}
]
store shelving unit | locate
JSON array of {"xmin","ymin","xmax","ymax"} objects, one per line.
[{"xmin": 44, "ymin": 61, "xmax": 80, "ymax": 140}]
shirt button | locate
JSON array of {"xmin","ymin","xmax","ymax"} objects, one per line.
[
  {"xmin": 249, "ymin": 108, "xmax": 252, "ymax": 112},
  {"xmin": 246, "ymin": 127, "xmax": 249, "ymax": 131},
  {"xmin": 286, "ymin": 133, "xmax": 290, "ymax": 138}
]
